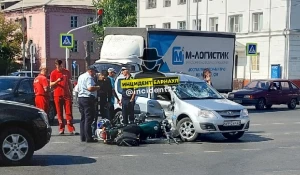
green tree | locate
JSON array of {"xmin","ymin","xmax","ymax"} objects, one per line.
[
  {"xmin": 0, "ymin": 12, "xmax": 22, "ymax": 75},
  {"xmin": 91, "ymin": 0, "xmax": 137, "ymax": 44}
]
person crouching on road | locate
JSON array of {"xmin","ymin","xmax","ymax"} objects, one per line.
[
  {"xmin": 34, "ymin": 67, "xmax": 50, "ymax": 114},
  {"xmin": 50, "ymin": 59, "xmax": 77, "ymax": 135},
  {"xmin": 77, "ymin": 66, "xmax": 100, "ymax": 143},
  {"xmin": 118, "ymin": 67, "xmax": 135, "ymax": 125}
]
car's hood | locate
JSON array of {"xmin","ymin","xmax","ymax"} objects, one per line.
[
  {"xmin": 183, "ymin": 99, "xmax": 244, "ymax": 111},
  {"xmin": 232, "ymin": 88, "xmax": 264, "ymax": 95},
  {"xmin": 0, "ymin": 100, "xmax": 40, "ymax": 111}
]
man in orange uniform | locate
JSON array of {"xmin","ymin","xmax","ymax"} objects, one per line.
[
  {"xmin": 50, "ymin": 59, "xmax": 77, "ymax": 135},
  {"xmin": 34, "ymin": 67, "xmax": 50, "ymax": 114}
]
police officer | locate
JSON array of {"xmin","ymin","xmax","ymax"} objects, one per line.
[
  {"xmin": 118, "ymin": 67, "xmax": 135, "ymax": 125},
  {"xmin": 77, "ymin": 66, "xmax": 100, "ymax": 143}
]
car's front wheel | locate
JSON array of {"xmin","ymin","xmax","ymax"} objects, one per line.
[
  {"xmin": 177, "ymin": 117, "xmax": 198, "ymax": 142},
  {"xmin": 255, "ymin": 98, "xmax": 265, "ymax": 110},
  {"xmin": 0, "ymin": 128, "xmax": 34, "ymax": 166},
  {"xmin": 222, "ymin": 131, "xmax": 245, "ymax": 140}
]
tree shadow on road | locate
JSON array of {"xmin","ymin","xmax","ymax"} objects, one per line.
[{"xmin": 28, "ymin": 155, "xmax": 97, "ymax": 166}]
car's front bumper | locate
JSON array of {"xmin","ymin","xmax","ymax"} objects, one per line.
[
  {"xmin": 34, "ymin": 126, "xmax": 52, "ymax": 151},
  {"xmin": 193, "ymin": 117, "xmax": 250, "ymax": 133}
]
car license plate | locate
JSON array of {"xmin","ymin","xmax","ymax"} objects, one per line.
[
  {"xmin": 223, "ymin": 120, "xmax": 241, "ymax": 126},
  {"xmin": 233, "ymin": 100, "xmax": 242, "ymax": 103}
]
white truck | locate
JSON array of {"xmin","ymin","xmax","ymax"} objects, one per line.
[{"xmin": 93, "ymin": 27, "xmax": 236, "ymax": 93}]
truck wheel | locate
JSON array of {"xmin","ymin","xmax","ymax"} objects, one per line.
[
  {"xmin": 255, "ymin": 98, "xmax": 265, "ymax": 110},
  {"xmin": 177, "ymin": 117, "xmax": 198, "ymax": 142},
  {"xmin": 288, "ymin": 98, "xmax": 297, "ymax": 109},
  {"xmin": 222, "ymin": 131, "xmax": 245, "ymax": 140},
  {"xmin": 0, "ymin": 128, "xmax": 34, "ymax": 166}
]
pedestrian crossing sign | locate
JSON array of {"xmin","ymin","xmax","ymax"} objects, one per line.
[
  {"xmin": 60, "ymin": 33, "xmax": 74, "ymax": 48},
  {"xmin": 246, "ymin": 43, "xmax": 257, "ymax": 56}
]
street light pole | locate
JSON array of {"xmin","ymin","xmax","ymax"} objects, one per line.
[
  {"xmin": 196, "ymin": 0, "xmax": 199, "ymax": 30},
  {"xmin": 65, "ymin": 21, "xmax": 97, "ymax": 70}
]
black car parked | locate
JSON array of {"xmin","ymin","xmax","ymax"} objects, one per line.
[
  {"xmin": 0, "ymin": 100, "xmax": 51, "ymax": 165},
  {"xmin": 0, "ymin": 76, "xmax": 56, "ymax": 124}
]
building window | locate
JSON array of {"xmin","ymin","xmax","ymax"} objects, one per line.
[
  {"xmin": 228, "ymin": 15, "xmax": 242, "ymax": 33},
  {"xmin": 177, "ymin": 21, "xmax": 186, "ymax": 30},
  {"xmin": 87, "ymin": 17, "xmax": 94, "ymax": 24},
  {"xmin": 71, "ymin": 16, "xmax": 78, "ymax": 28},
  {"xmin": 178, "ymin": 0, "xmax": 186, "ymax": 5},
  {"xmin": 163, "ymin": 22, "xmax": 171, "ymax": 29},
  {"xmin": 146, "ymin": 25, "xmax": 156, "ymax": 28},
  {"xmin": 193, "ymin": 19, "xmax": 201, "ymax": 30},
  {"xmin": 209, "ymin": 17, "xmax": 218, "ymax": 31},
  {"xmin": 146, "ymin": 0, "xmax": 156, "ymax": 9},
  {"xmin": 71, "ymin": 40, "xmax": 78, "ymax": 52},
  {"xmin": 164, "ymin": 0, "xmax": 171, "ymax": 7},
  {"xmin": 252, "ymin": 13, "xmax": 263, "ymax": 32},
  {"xmin": 89, "ymin": 41, "xmax": 94, "ymax": 53},
  {"xmin": 1, "ymin": 4, "xmax": 5, "ymax": 10},
  {"xmin": 251, "ymin": 53, "xmax": 260, "ymax": 71},
  {"xmin": 28, "ymin": 16, "xmax": 32, "ymax": 29}
]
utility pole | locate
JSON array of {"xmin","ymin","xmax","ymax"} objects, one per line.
[
  {"xmin": 196, "ymin": 0, "xmax": 199, "ymax": 30},
  {"xmin": 21, "ymin": 0, "xmax": 26, "ymax": 70}
]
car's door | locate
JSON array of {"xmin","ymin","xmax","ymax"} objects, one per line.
[
  {"xmin": 15, "ymin": 79, "xmax": 35, "ymax": 105},
  {"xmin": 150, "ymin": 86, "xmax": 174, "ymax": 119},
  {"xmin": 266, "ymin": 81, "xmax": 281, "ymax": 104},
  {"xmin": 290, "ymin": 82, "xmax": 300, "ymax": 102},
  {"xmin": 280, "ymin": 81, "xmax": 292, "ymax": 103}
]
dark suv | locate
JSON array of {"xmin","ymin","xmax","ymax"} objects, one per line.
[
  {"xmin": 0, "ymin": 76, "xmax": 56, "ymax": 124},
  {"xmin": 228, "ymin": 79, "xmax": 300, "ymax": 110},
  {"xmin": 0, "ymin": 100, "xmax": 51, "ymax": 165}
]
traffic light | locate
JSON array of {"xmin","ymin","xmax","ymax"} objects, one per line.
[{"xmin": 97, "ymin": 9, "xmax": 104, "ymax": 26}]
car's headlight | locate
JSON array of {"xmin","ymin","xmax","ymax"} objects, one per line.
[
  {"xmin": 39, "ymin": 111, "xmax": 50, "ymax": 126},
  {"xmin": 198, "ymin": 109, "xmax": 215, "ymax": 118},
  {"xmin": 244, "ymin": 95, "xmax": 253, "ymax": 99},
  {"xmin": 228, "ymin": 94, "xmax": 234, "ymax": 98},
  {"xmin": 240, "ymin": 109, "xmax": 249, "ymax": 117}
]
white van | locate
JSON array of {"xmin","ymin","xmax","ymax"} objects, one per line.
[{"xmin": 114, "ymin": 72, "xmax": 250, "ymax": 142}]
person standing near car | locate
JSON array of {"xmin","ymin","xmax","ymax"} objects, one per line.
[
  {"xmin": 33, "ymin": 67, "xmax": 50, "ymax": 114},
  {"xmin": 50, "ymin": 59, "xmax": 77, "ymax": 135},
  {"xmin": 107, "ymin": 68, "xmax": 120, "ymax": 120},
  {"xmin": 77, "ymin": 66, "xmax": 100, "ymax": 143},
  {"xmin": 203, "ymin": 68, "xmax": 213, "ymax": 87},
  {"xmin": 119, "ymin": 67, "xmax": 135, "ymax": 125}
]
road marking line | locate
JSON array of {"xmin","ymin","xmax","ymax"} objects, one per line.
[
  {"xmin": 284, "ymin": 132, "xmax": 290, "ymax": 135},
  {"xmin": 163, "ymin": 152, "xmax": 182, "ymax": 155},
  {"xmin": 294, "ymin": 122, "xmax": 300, "ymax": 124},
  {"xmin": 204, "ymin": 151, "xmax": 221, "ymax": 153},
  {"xmin": 88, "ymin": 157, "xmax": 99, "ymax": 159},
  {"xmin": 120, "ymin": 155, "xmax": 138, "ymax": 157},
  {"xmin": 51, "ymin": 142, "xmax": 68, "ymax": 144},
  {"xmin": 251, "ymin": 124, "xmax": 262, "ymax": 126},
  {"xmin": 278, "ymin": 146, "xmax": 298, "ymax": 149},
  {"xmin": 272, "ymin": 123, "xmax": 284, "ymax": 125},
  {"xmin": 242, "ymin": 149, "xmax": 261, "ymax": 151}
]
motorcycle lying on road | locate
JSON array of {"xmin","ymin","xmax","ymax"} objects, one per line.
[{"xmin": 96, "ymin": 104, "xmax": 179, "ymax": 146}]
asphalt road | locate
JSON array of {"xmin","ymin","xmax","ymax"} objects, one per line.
[{"xmin": 1, "ymin": 105, "xmax": 300, "ymax": 175}]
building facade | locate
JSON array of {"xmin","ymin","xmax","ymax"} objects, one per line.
[
  {"xmin": 2, "ymin": 0, "xmax": 99, "ymax": 77},
  {"xmin": 138, "ymin": 0, "xmax": 300, "ymax": 86}
]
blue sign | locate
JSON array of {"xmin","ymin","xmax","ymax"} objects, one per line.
[
  {"xmin": 60, "ymin": 33, "xmax": 74, "ymax": 48},
  {"xmin": 246, "ymin": 43, "xmax": 257, "ymax": 56},
  {"xmin": 271, "ymin": 64, "xmax": 281, "ymax": 79},
  {"xmin": 172, "ymin": 46, "xmax": 184, "ymax": 65}
]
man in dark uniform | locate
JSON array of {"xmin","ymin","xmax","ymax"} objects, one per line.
[{"xmin": 118, "ymin": 67, "xmax": 135, "ymax": 125}]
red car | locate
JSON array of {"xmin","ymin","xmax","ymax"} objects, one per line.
[{"xmin": 228, "ymin": 79, "xmax": 300, "ymax": 110}]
